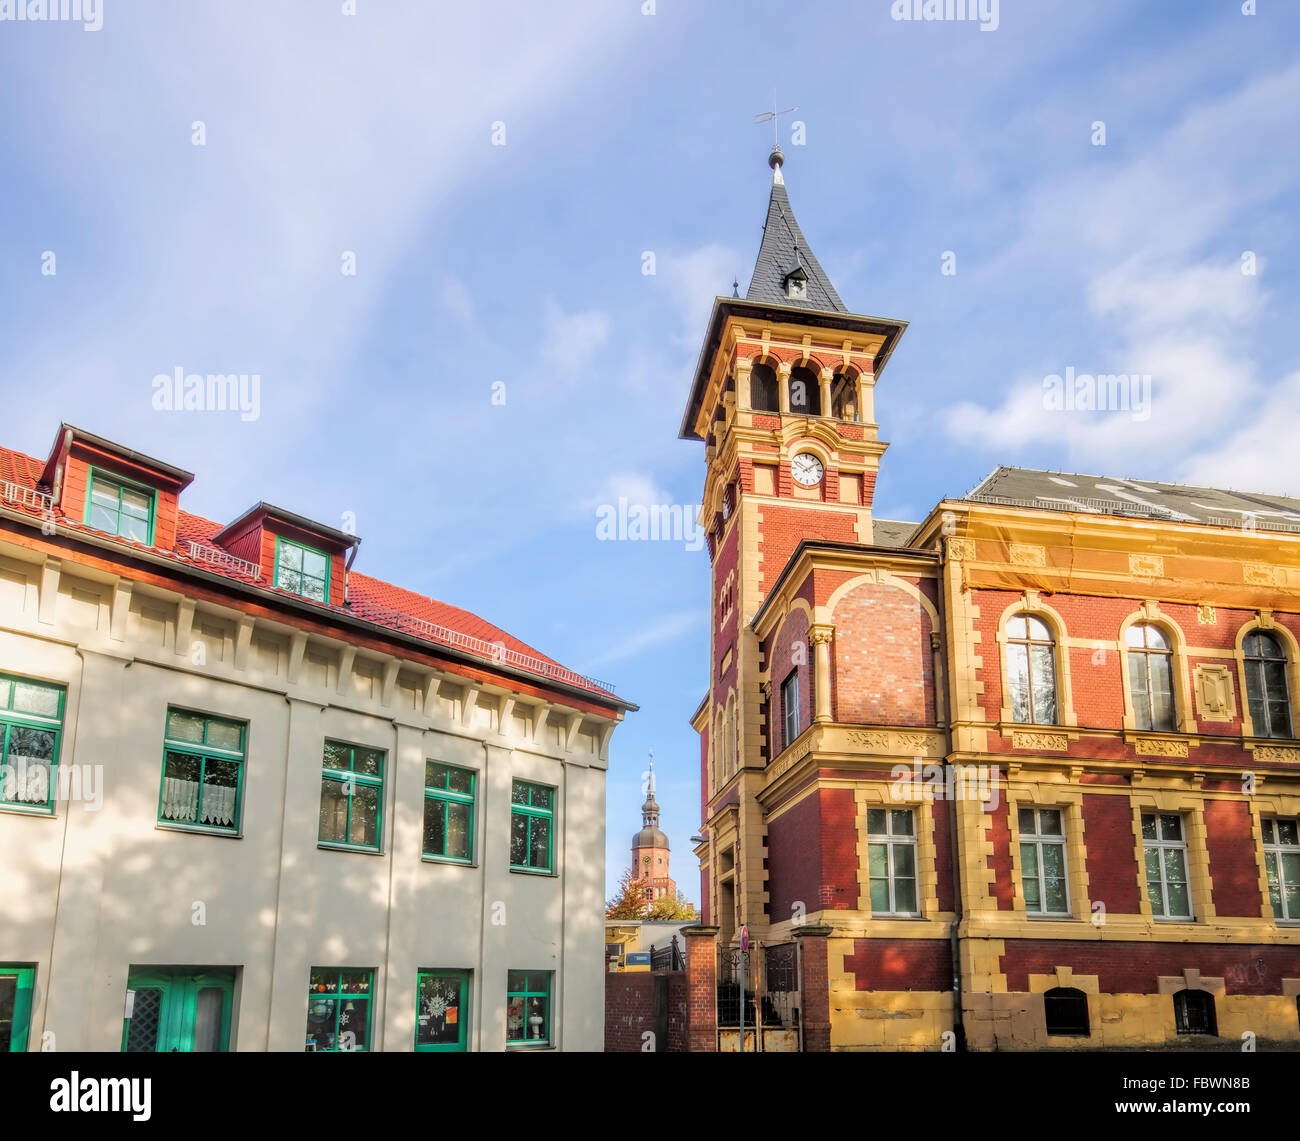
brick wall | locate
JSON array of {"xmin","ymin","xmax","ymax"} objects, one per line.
[
  {"xmin": 1000, "ymin": 939, "xmax": 1300, "ymax": 995},
  {"xmin": 1204, "ymin": 798, "xmax": 1264, "ymax": 917},
  {"xmin": 604, "ymin": 971, "xmax": 689, "ymax": 1052},
  {"xmin": 844, "ymin": 938, "xmax": 953, "ymax": 991},
  {"xmin": 1082, "ymin": 793, "xmax": 1143, "ymax": 914},
  {"xmin": 831, "ymin": 578, "xmax": 934, "ymax": 725}
]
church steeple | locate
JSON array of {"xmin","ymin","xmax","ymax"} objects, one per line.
[
  {"xmin": 631, "ymin": 754, "xmax": 674, "ymax": 904},
  {"xmin": 745, "ymin": 146, "xmax": 846, "ymax": 312},
  {"xmin": 641, "ymin": 759, "xmax": 660, "ymax": 829}
]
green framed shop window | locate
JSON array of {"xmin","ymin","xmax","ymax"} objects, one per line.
[
  {"xmin": 0, "ymin": 674, "xmax": 66, "ymax": 816},
  {"xmin": 85, "ymin": 468, "xmax": 155, "ymax": 545},
  {"xmin": 121, "ymin": 968, "xmax": 235, "ymax": 1052},
  {"xmin": 157, "ymin": 709, "xmax": 247, "ymax": 834},
  {"xmin": 509, "ymin": 780, "xmax": 554, "ymax": 873},
  {"xmin": 0, "ymin": 965, "xmax": 35, "ymax": 1052},
  {"xmin": 423, "ymin": 762, "xmax": 475, "ymax": 863},
  {"xmin": 506, "ymin": 970, "xmax": 552, "ymax": 1047},
  {"xmin": 304, "ymin": 968, "xmax": 373, "ymax": 1052},
  {"xmin": 274, "ymin": 537, "xmax": 330, "ymax": 603},
  {"xmin": 415, "ymin": 969, "xmax": 469, "ymax": 1052},
  {"xmin": 318, "ymin": 740, "xmax": 384, "ymax": 852}
]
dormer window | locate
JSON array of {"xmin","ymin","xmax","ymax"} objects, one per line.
[
  {"xmin": 86, "ymin": 469, "xmax": 154, "ymax": 544},
  {"xmin": 275, "ymin": 537, "xmax": 330, "ymax": 603},
  {"xmin": 785, "ymin": 273, "xmax": 807, "ymax": 301}
]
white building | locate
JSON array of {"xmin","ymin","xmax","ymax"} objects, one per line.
[{"xmin": 0, "ymin": 424, "xmax": 633, "ymax": 1052}]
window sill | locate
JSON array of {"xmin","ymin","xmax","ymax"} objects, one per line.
[
  {"xmin": 0, "ymin": 803, "xmax": 57, "ymax": 818},
  {"xmin": 422, "ymin": 855, "xmax": 476, "ymax": 868},
  {"xmin": 157, "ymin": 822, "xmax": 241, "ymax": 839},
  {"xmin": 318, "ymin": 842, "xmax": 383, "ymax": 856},
  {"xmin": 509, "ymin": 866, "xmax": 557, "ymax": 878},
  {"xmin": 1026, "ymin": 913, "xmax": 1077, "ymax": 920},
  {"xmin": 506, "ymin": 1042, "xmax": 555, "ymax": 1050}
]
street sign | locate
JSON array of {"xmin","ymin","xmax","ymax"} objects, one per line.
[{"xmin": 740, "ymin": 924, "xmax": 749, "ymax": 952}]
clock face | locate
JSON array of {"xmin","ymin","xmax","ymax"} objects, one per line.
[{"xmin": 791, "ymin": 453, "xmax": 824, "ymax": 487}]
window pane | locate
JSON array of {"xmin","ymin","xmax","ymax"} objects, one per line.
[
  {"xmin": 531, "ymin": 785, "xmax": 553, "ymax": 810},
  {"xmin": 1166, "ymin": 880, "xmax": 1190, "ymax": 918},
  {"xmin": 447, "ymin": 767, "xmax": 473, "ymax": 795},
  {"xmin": 88, "ymin": 503, "xmax": 118, "ymax": 533},
  {"xmin": 890, "ymin": 809, "xmax": 913, "ymax": 836},
  {"xmin": 1163, "ymin": 847, "xmax": 1188, "ymax": 886},
  {"xmin": 893, "ymin": 878, "xmax": 917, "ymax": 913},
  {"xmin": 1148, "ymin": 654, "xmax": 1175, "ymax": 731},
  {"xmin": 507, "ymin": 971, "xmax": 526, "ymax": 992},
  {"xmin": 1020, "ymin": 843, "xmax": 1039, "ymax": 878},
  {"xmin": 1125, "ymin": 625, "xmax": 1146, "ymax": 648},
  {"xmin": 349, "ymin": 783, "xmax": 380, "ymax": 847},
  {"xmin": 338, "ymin": 998, "xmax": 369, "ymax": 1050},
  {"xmin": 319, "ymin": 779, "xmax": 349, "ymax": 843},
  {"xmin": 426, "ymin": 762, "xmax": 448, "ymax": 789},
  {"xmin": 1006, "ymin": 615, "xmax": 1027, "ymax": 640},
  {"xmin": 867, "ymin": 808, "xmax": 887, "ymax": 834},
  {"xmin": 12, "ymin": 681, "xmax": 59, "ymax": 717},
  {"xmin": 529, "ymin": 816, "xmax": 551, "ymax": 869},
  {"xmin": 893, "ymin": 844, "xmax": 915, "ymax": 878},
  {"xmin": 1023, "ymin": 875, "xmax": 1041, "ymax": 912},
  {"xmin": 1141, "ymin": 813, "xmax": 1157, "ymax": 839},
  {"xmin": 192, "ymin": 988, "xmax": 225, "ymax": 1053},
  {"xmin": 302, "ymin": 549, "xmax": 329, "ymax": 578},
  {"xmin": 1147, "ymin": 879, "xmax": 1166, "ymax": 916},
  {"xmin": 1160, "ymin": 814, "xmax": 1183, "ymax": 842},
  {"xmin": 1045, "ymin": 877, "xmax": 1069, "ymax": 914},
  {"xmin": 1007, "ymin": 644, "xmax": 1031, "ymax": 724},
  {"xmin": 1018, "ymin": 808, "xmax": 1035, "ymax": 834},
  {"xmin": 90, "ymin": 480, "xmax": 119, "ymax": 509},
  {"xmin": 352, "ymin": 748, "xmax": 382, "ymax": 777},
  {"xmin": 1262, "ymin": 818, "xmax": 1276, "ymax": 844},
  {"xmin": 416, "ymin": 975, "xmax": 463, "ymax": 1047},
  {"xmin": 200, "ymin": 759, "xmax": 239, "ymax": 826},
  {"xmin": 160, "ymin": 751, "xmax": 202, "ymax": 822},
  {"xmin": 510, "ymin": 811, "xmax": 529, "ymax": 864},
  {"xmin": 1266, "ymin": 853, "xmax": 1282, "ymax": 912},
  {"xmin": 1129, "ymin": 651, "xmax": 1151, "ymax": 730},
  {"xmin": 1144, "ymin": 625, "xmax": 1169, "ymax": 650},
  {"xmin": 205, "ymin": 720, "xmax": 241, "ymax": 752},
  {"xmin": 507, "ymin": 995, "xmax": 527, "ymax": 1041},
  {"xmin": 0, "ymin": 975, "xmax": 17, "ymax": 1051},
  {"xmin": 869, "ymin": 877, "xmax": 890, "ymax": 912},
  {"xmin": 511, "ymin": 781, "xmax": 528, "ymax": 806},
  {"xmin": 423, "ymin": 797, "xmax": 446, "ymax": 856},
  {"xmin": 1039, "ymin": 810, "xmax": 1063, "ymax": 837},
  {"xmin": 1278, "ymin": 820, "xmax": 1299, "ymax": 846},
  {"xmin": 279, "ymin": 543, "xmax": 303, "ymax": 571},
  {"xmin": 1042, "ymin": 843, "xmax": 1066, "ymax": 879},
  {"xmin": 323, "ymin": 741, "xmax": 351, "ymax": 770},
  {"xmin": 167, "ymin": 710, "xmax": 205, "ymax": 743},
  {"xmin": 305, "ymin": 996, "xmax": 339, "ymax": 1051},
  {"xmin": 1030, "ymin": 645, "xmax": 1057, "ymax": 724},
  {"xmin": 446, "ymin": 801, "xmax": 471, "ymax": 860},
  {"xmin": 120, "ymin": 512, "xmax": 149, "ymax": 542},
  {"xmin": 1026, "ymin": 616, "xmax": 1051, "ymax": 640},
  {"xmin": 1144, "ymin": 847, "xmax": 1161, "ymax": 883},
  {"xmin": 301, "ymin": 575, "xmax": 327, "ymax": 603},
  {"xmin": 275, "ymin": 563, "xmax": 299, "ymax": 592}
]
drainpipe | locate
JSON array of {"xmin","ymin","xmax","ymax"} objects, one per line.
[
  {"xmin": 343, "ymin": 538, "xmax": 361, "ymax": 607},
  {"xmin": 937, "ymin": 534, "xmax": 966, "ymax": 1052}
]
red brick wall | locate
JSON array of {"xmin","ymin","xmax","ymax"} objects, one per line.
[
  {"xmin": 844, "ymin": 938, "xmax": 953, "ymax": 991},
  {"xmin": 1204, "ymin": 799, "xmax": 1264, "ymax": 917},
  {"xmin": 767, "ymin": 794, "xmax": 821, "ymax": 923},
  {"xmin": 1082, "ymin": 793, "xmax": 1143, "ymax": 914},
  {"xmin": 685, "ymin": 933, "xmax": 717, "ymax": 1051},
  {"xmin": 821, "ymin": 788, "xmax": 860, "ymax": 911},
  {"xmin": 831, "ymin": 578, "xmax": 934, "ymax": 726},
  {"xmin": 604, "ymin": 972, "xmax": 689, "ymax": 1052},
  {"xmin": 758, "ymin": 503, "xmax": 857, "ymax": 595},
  {"xmin": 986, "ymin": 797, "xmax": 1015, "ymax": 910},
  {"xmin": 1000, "ymin": 940, "xmax": 1300, "ymax": 995}
]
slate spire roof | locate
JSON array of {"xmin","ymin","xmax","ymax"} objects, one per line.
[{"xmin": 745, "ymin": 146, "xmax": 847, "ymax": 313}]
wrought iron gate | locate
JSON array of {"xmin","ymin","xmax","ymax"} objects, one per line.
[{"xmin": 716, "ymin": 942, "xmax": 802, "ymax": 1051}]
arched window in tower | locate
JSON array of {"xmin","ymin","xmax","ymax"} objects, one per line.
[
  {"xmin": 830, "ymin": 371, "xmax": 857, "ymax": 421},
  {"xmin": 749, "ymin": 363, "xmax": 778, "ymax": 412},
  {"xmin": 726, "ymin": 694, "xmax": 738, "ymax": 776},
  {"xmin": 1127, "ymin": 623, "xmax": 1176, "ymax": 732},
  {"xmin": 1244, "ymin": 630, "xmax": 1292, "ymax": 738},
  {"xmin": 1006, "ymin": 613, "xmax": 1058, "ymax": 725},
  {"xmin": 788, "ymin": 365, "xmax": 819, "ymax": 415}
]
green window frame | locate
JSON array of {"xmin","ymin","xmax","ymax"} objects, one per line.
[
  {"xmin": 121, "ymin": 968, "xmax": 235, "ymax": 1052},
  {"xmin": 274, "ymin": 537, "xmax": 331, "ymax": 603},
  {"xmin": 867, "ymin": 807, "xmax": 918, "ymax": 915},
  {"xmin": 304, "ymin": 968, "xmax": 373, "ymax": 1052},
  {"xmin": 510, "ymin": 779, "xmax": 554, "ymax": 873},
  {"xmin": 318, "ymin": 740, "xmax": 384, "ymax": 853},
  {"xmin": 423, "ymin": 761, "xmax": 475, "ymax": 863},
  {"xmin": 415, "ymin": 969, "xmax": 470, "ymax": 1052},
  {"xmin": 506, "ymin": 970, "xmax": 552, "ymax": 1047},
  {"xmin": 157, "ymin": 709, "xmax": 247, "ymax": 834},
  {"xmin": 85, "ymin": 467, "xmax": 155, "ymax": 545},
  {"xmin": 0, "ymin": 674, "xmax": 66, "ymax": 816},
  {"xmin": 0, "ymin": 965, "xmax": 36, "ymax": 1052}
]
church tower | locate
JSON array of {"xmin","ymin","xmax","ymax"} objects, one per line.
[
  {"xmin": 631, "ymin": 761, "xmax": 675, "ymax": 904},
  {"xmin": 682, "ymin": 147, "xmax": 909, "ymax": 946}
]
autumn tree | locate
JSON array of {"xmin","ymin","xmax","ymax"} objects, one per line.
[
  {"xmin": 605, "ymin": 866, "xmax": 649, "ymax": 919},
  {"xmin": 646, "ymin": 891, "xmax": 698, "ymax": 921}
]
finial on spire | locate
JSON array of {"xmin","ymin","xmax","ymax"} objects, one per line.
[
  {"xmin": 769, "ymin": 144, "xmax": 785, "ymax": 185},
  {"xmin": 732, "ymin": 277, "xmax": 740, "ymax": 298}
]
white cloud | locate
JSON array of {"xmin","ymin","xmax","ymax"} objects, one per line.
[
  {"xmin": 578, "ymin": 471, "xmax": 673, "ymax": 515},
  {"xmin": 1181, "ymin": 370, "xmax": 1300, "ymax": 496},
  {"xmin": 540, "ymin": 299, "xmax": 611, "ymax": 375},
  {"xmin": 661, "ymin": 243, "xmax": 742, "ymax": 346},
  {"xmin": 583, "ymin": 609, "xmax": 702, "ymax": 670}
]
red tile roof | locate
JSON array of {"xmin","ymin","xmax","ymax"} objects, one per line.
[{"xmin": 0, "ymin": 442, "xmax": 619, "ymax": 702}]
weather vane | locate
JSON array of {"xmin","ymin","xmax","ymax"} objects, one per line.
[{"xmin": 754, "ymin": 91, "xmax": 797, "ymax": 148}]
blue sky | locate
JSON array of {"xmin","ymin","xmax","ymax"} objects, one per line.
[{"xmin": 2, "ymin": 1, "xmax": 1299, "ymax": 900}]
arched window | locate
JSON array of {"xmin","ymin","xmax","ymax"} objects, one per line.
[
  {"xmin": 749, "ymin": 363, "xmax": 778, "ymax": 412},
  {"xmin": 1127, "ymin": 623, "xmax": 1175, "ymax": 732},
  {"xmin": 788, "ymin": 365, "xmax": 819, "ymax": 415},
  {"xmin": 1172, "ymin": 989, "xmax": 1217, "ymax": 1036},
  {"xmin": 830, "ymin": 372, "xmax": 856, "ymax": 420},
  {"xmin": 1244, "ymin": 630, "xmax": 1292, "ymax": 738},
  {"xmin": 1006, "ymin": 614, "xmax": 1058, "ymax": 725},
  {"xmin": 1043, "ymin": 987, "xmax": 1090, "ymax": 1037}
]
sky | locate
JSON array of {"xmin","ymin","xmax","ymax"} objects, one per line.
[{"xmin": 2, "ymin": 0, "xmax": 1299, "ymax": 901}]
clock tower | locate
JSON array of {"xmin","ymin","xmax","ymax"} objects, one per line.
[{"xmin": 681, "ymin": 146, "xmax": 909, "ymax": 946}]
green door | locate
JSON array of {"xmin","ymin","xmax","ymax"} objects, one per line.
[
  {"xmin": 121, "ymin": 968, "xmax": 235, "ymax": 1052},
  {"xmin": 415, "ymin": 970, "xmax": 469, "ymax": 1051},
  {"xmin": 0, "ymin": 966, "xmax": 35, "ymax": 1052}
]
